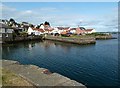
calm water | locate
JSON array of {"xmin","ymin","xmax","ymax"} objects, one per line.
[{"xmin": 2, "ymin": 34, "xmax": 119, "ymax": 87}]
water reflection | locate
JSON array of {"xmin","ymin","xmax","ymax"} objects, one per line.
[
  {"xmin": 28, "ymin": 42, "xmax": 35, "ymax": 50},
  {"xmin": 2, "ymin": 38, "xmax": 118, "ymax": 87},
  {"xmin": 39, "ymin": 40, "xmax": 73, "ymax": 53}
]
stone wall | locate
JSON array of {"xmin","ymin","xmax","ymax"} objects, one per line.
[
  {"xmin": 2, "ymin": 35, "xmax": 43, "ymax": 43},
  {"xmin": 45, "ymin": 36, "xmax": 96, "ymax": 45}
]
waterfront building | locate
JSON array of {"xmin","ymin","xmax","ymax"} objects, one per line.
[
  {"xmin": 27, "ymin": 27, "xmax": 45, "ymax": 35},
  {"xmin": 76, "ymin": 27, "xmax": 86, "ymax": 35},
  {"xmin": 0, "ymin": 23, "xmax": 14, "ymax": 43}
]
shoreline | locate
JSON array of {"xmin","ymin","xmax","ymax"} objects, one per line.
[
  {"xmin": 1, "ymin": 34, "xmax": 117, "ymax": 45},
  {"xmin": 1, "ymin": 35, "xmax": 43, "ymax": 44},
  {"xmin": 1, "ymin": 59, "xmax": 86, "ymax": 87}
]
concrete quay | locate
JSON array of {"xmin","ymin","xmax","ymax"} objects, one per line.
[
  {"xmin": 1, "ymin": 60, "xmax": 86, "ymax": 87},
  {"xmin": 45, "ymin": 35, "xmax": 96, "ymax": 45}
]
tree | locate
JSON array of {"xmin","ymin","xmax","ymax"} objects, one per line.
[
  {"xmin": 36, "ymin": 25, "xmax": 40, "ymax": 29},
  {"xmin": 30, "ymin": 24, "xmax": 34, "ymax": 28},
  {"xmin": 9, "ymin": 18, "xmax": 15, "ymax": 23},
  {"xmin": 44, "ymin": 21, "xmax": 50, "ymax": 26},
  {"xmin": 9, "ymin": 18, "xmax": 16, "ymax": 27},
  {"xmin": 40, "ymin": 23, "xmax": 43, "ymax": 26}
]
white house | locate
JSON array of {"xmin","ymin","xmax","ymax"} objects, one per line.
[
  {"xmin": 51, "ymin": 27, "xmax": 60, "ymax": 34},
  {"xmin": 69, "ymin": 28, "xmax": 76, "ymax": 34},
  {"xmin": 27, "ymin": 27, "xmax": 45, "ymax": 35},
  {"xmin": 85, "ymin": 29, "xmax": 96, "ymax": 34},
  {"xmin": 27, "ymin": 27, "xmax": 34, "ymax": 35},
  {"xmin": 40, "ymin": 24, "xmax": 45, "ymax": 30}
]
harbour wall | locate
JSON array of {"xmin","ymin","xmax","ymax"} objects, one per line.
[
  {"xmin": 45, "ymin": 35, "xmax": 96, "ymax": 45},
  {"xmin": 1, "ymin": 60, "xmax": 86, "ymax": 87}
]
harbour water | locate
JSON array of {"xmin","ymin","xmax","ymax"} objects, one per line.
[{"xmin": 2, "ymin": 34, "xmax": 119, "ymax": 87}]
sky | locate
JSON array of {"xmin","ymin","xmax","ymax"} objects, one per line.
[{"xmin": 0, "ymin": 2, "xmax": 118, "ymax": 32}]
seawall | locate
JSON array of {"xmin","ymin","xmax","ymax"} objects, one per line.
[
  {"xmin": 45, "ymin": 35, "xmax": 96, "ymax": 45},
  {"xmin": 1, "ymin": 60, "xmax": 86, "ymax": 87},
  {"xmin": 2, "ymin": 35, "xmax": 43, "ymax": 43}
]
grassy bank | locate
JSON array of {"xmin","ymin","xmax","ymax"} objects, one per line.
[
  {"xmin": 1, "ymin": 68, "xmax": 34, "ymax": 86},
  {"xmin": 86, "ymin": 33, "xmax": 113, "ymax": 39}
]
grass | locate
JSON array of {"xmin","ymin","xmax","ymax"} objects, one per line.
[
  {"xmin": 2, "ymin": 68, "xmax": 34, "ymax": 86},
  {"xmin": 0, "ymin": 68, "xmax": 2, "ymax": 86},
  {"xmin": 86, "ymin": 33, "xmax": 110, "ymax": 36},
  {"xmin": 46, "ymin": 33, "xmax": 111, "ymax": 40},
  {"xmin": 59, "ymin": 35, "xmax": 95, "ymax": 39}
]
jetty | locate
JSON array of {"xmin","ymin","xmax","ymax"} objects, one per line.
[
  {"xmin": 1, "ymin": 60, "xmax": 86, "ymax": 87},
  {"xmin": 45, "ymin": 35, "xmax": 96, "ymax": 45}
]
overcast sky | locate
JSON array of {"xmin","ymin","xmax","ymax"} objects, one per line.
[{"xmin": 1, "ymin": 2, "xmax": 118, "ymax": 32}]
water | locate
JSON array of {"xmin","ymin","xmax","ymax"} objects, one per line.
[{"xmin": 2, "ymin": 34, "xmax": 119, "ymax": 87}]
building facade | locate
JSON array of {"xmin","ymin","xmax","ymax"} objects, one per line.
[{"xmin": 0, "ymin": 23, "xmax": 13, "ymax": 43}]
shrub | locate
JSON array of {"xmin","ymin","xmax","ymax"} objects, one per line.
[{"xmin": 20, "ymin": 32, "xmax": 28, "ymax": 37}]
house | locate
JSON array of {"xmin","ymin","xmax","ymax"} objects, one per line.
[
  {"xmin": 51, "ymin": 27, "xmax": 61, "ymax": 34},
  {"xmin": 27, "ymin": 27, "xmax": 34, "ymax": 35},
  {"xmin": 40, "ymin": 24, "xmax": 45, "ymax": 29},
  {"xmin": 57, "ymin": 27, "xmax": 70, "ymax": 34},
  {"xmin": 0, "ymin": 19, "xmax": 8, "ymax": 25},
  {"xmin": 21, "ymin": 22, "xmax": 30, "ymax": 32},
  {"xmin": 0, "ymin": 23, "xmax": 14, "ymax": 43},
  {"xmin": 85, "ymin": 29, "xmax": 96, "ymax": 34},
  {"xmin": 33, "ymin": 28, "xmax": 45, "ymax": 35},
  {"xmin": 76, "ymin": 27, "xmax": 86, "ymax": 35},
  {"xmin": 39, "ymin": 22, "xmax": 54, "ymax": 34},
  {"xmin": 27, "ymin": 27, "xmax": 45, "ymax": 35},
  {"xmin": 69, "ymin": 28, "xmax": 76, "ymax": 34}
]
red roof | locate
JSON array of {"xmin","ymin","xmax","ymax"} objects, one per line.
[
  {"xmin": 85, "ymin": 29, "xmax": 93, "ymax": 32},
  {"xmin": 70, "ymin": 28, "xmax": 76, "ymax": 30},
  {"xmin": 32, "ymin": 28, "xmax": 45, "ymax": 32},
  {"xmin": 76, "ymin": 27, "xmax": 85, "ymax": 34},
  {"xmin": 45, "ymin": 28, "xmax": 54, "ymax": 32},
  {"xmin": 38, "ymin": 29, "xmax": 45, "ymax": 32}
]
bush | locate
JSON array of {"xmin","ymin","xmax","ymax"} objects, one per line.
[
  {"xmin": 61, "ymin": 34, "xmax": 70, "ymax": 37},
  {"xmin": 13, "ymin": 32, "xmax": 17, "ymax": 38},
  {"xmin": 20, "ymin": 32, "xmax": 28, "ymax": 37},
  {"xmin": 86, "ymin": 33, "xmax": 107, "ymax": 36}
]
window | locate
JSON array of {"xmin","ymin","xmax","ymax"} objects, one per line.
[
  {"xmin": 5, "ymin": 34, "xmax": 8, "ymax": 37},
  {"xmin": 0, "ymin": 28, "xmax": 5, "ymax": 33},
  {"xmin": 7, "ymin": 29, "xmax": 13, "ymax": 33}
]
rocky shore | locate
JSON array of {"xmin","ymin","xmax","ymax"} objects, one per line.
[
  {"xmin": 1, "ymin": 60, "xmax": 86, "ymax": 87},
  {"xmin": 95, "ymin": 35, "xmax": 114, "ymax": 40}
]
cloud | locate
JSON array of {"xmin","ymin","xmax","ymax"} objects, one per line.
[
  {"xmin": 1, "ymin": 3, "xmax": 118, "ymax": 32},
  {"xmin": 40, "ymin": 7, "xmax": 57, "ymax": 12},
  {"xmin": 0, "ymin": 4, "xmax": 16, "ymax": 11},
  {"xmin": 24, "ymin": 10, "xmax": 32, "ymax": 14}
]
